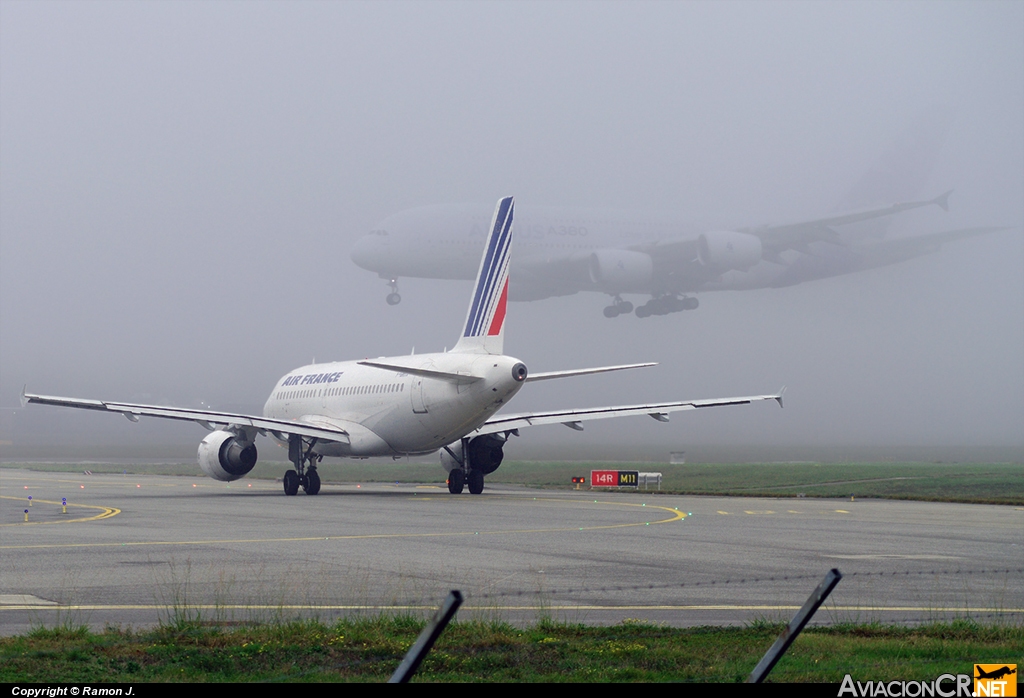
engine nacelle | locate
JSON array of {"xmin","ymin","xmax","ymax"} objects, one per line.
[
  {"xmin": 467, "ymin": 434, "xmax": 504, "ymax": 474},
  {"xmin": 439, "ymin": 435, "xmax": 505, "ymax": 475},
  {"xmin": 197, "ymin": 430, "xmax": 258, "ymax": 482},
  {"xmin": 588, "ymin": 249, "xmax": 653, "ymax": 293},
  {"xmin": 697, "ymin": 231, "xmax": 763, "ymax": 271}
]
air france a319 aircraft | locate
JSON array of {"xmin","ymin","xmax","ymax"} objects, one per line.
[{"xmin": 24, "ymin": 197, "xmax": 782, "ymax": 496}]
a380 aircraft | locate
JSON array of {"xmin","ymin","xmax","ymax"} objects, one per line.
[
  {"xmin": 24, "ymin": 197, "xmax": 782, "ymax": 496},
  {"xmin": 351, "ymin": 193, "xmax": 1000, "ymax": 319},
  {"xmin": 353, "ymin": 112, "xmax": 1004, "ymax": 319}
]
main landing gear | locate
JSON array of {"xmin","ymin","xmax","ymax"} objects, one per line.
[
  {"xmin": 444, "ymin": 437, "xmax": 502, "ymax": 496},
  {"xmin": 634, "ymin": 294, "xmax": 698, "ymax": 318},
  {"xmin": 284, "ymin": 434, "xmax": 322, "ymax": 496},
  {"xmin": 602, "ymin": 296, "xmax": 634, "ymax": 318},
  {"xmin": 446, "ymin": 467, "xmax": 486, "ymax": 495},
  {"xmin": 385, "ymin": 277, "xmax": 401, "ymax": 306}
]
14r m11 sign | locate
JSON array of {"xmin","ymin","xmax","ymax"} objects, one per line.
[{"xmin": 591, "ymin": 470, "xmax": 639, "ymax": 488}]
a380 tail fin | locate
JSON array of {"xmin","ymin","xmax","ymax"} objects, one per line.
[{"xmin": 452, "ymin": 196, "xmax": 514, "ymax": 355}]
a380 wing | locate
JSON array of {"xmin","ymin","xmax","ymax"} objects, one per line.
[
  {"xmin": 474, "ymin": 390, "xmax": 784, "ymax": 436},
  {"xmin": 739, "ymin": 191, "xmax": 953, "ymax": 252},
  {"xmin": 626, "ymin": 193, "xmax": 954, "ymax": 264},
  {"xmin": 21, "ymin": 390, "xmax": 350, "ymax": 443}
]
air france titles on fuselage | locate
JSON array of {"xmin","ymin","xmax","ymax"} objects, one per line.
[{"xmin": 281, "ymin": 372, "xmax": 344, "ymax": 387}]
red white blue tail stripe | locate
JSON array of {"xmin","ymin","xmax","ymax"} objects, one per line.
[
  {"xmin": 461, "ymin": 197, "xmax": 513, "ymax": 343},
  {"xmin": 451, "ymin": 197, "xmax": 513, "ymax": 355}
]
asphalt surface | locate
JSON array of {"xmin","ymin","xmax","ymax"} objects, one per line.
[{"xmin": 1, "ymin": 468, "xmax": 1021, "ymax": 634}]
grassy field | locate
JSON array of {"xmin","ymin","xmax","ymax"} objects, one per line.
[
  {"xmin": 2, "ymin": 618, "xmax": 1020, "ymax": 683},
  {"xmin": 4, "ymin": 460, "xmax": 1022, "ymax": 504}
]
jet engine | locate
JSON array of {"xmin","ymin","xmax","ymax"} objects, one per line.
[
  {"xmin": 588, "ymin": 249, "xmax": 654, "ymax": 293},
  {"xmin": 439, "ymin": 434, "xmax": 505, "ymax": 475},
  {"xmin": 466, "ymin": 434, "xmax": 505, "ymax": 474},
  {"xmin": 697, "ymin": 231, "xmax": 763, "ymax": 271},
  {"xmin": 197, "ymin": 430, "xmax": 258, "ymax": 481}
]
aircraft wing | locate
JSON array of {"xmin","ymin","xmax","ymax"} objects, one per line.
[
  {"xmin": 473, "ymin": 390, "xmax": 784, "ymax": 435},
  {"xmin": 621, "ymin": 193, "xmax": 956, "ymax": 271},
  {"xmin": 855, "ymin": 226, "xmax": 1008, "ymax": 258},
  {"xmin": 739, "ymin": 191, "xmax": 953, "ymax": 255},
  {"xmin": 21, "ymin": 389, "xmax": 350, "ymax": 442}
]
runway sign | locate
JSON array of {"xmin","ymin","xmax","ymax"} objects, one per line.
[{"xmin": 591, "ymin": 470, "xmax": 639, "ymax": 488}]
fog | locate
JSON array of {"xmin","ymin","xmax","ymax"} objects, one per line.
[{"xmin": 2, "ymin": 1, "xmax": 1021, "ymax": 462}]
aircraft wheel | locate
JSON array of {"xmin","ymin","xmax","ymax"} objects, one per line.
[
  {"xmin": 283, "ymin": 470, "xmax": 300, "ymax": 496},
  {"xmin": 386, "ymin": 292, "xmax": 401, "ymax": 306},
  {"xmin": 635, "ymin": 305, "xmax": 651, "ymax": 318},
  {"xmin": 603, "ymin": 305, "xmax": 619, "ymax": 318},
  {"xmin": 617, "ymin": 301, "xmax": 634, "ymax": 314},
  {"xmin": 304, "ymin": 468, "xmax": 321, "ymax": 495},
  {"xmin": 468, "ymin": 470, "xmax": 484, "ymax": 495},
  {"xmin": 447, "ymin": 469, "xmax": 465, "ymax": 494},
  {"xmin": 683, "ymin": 297, "xmax": 699, "ymax": 310}
]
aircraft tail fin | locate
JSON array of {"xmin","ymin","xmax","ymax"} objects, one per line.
[{"xmin": 452, "ymin": 196, "xmax": 514, "ymax": 355}]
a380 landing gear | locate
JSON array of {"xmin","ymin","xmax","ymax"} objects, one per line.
[
  {"xmin": 284, "ymin": 434, "xmax": 322, "ymax": 496},
  {"xmin": 385, "ymin": 278, "xmax": 401, "ymax": 306},
  {"xmin": 635, "ymin": 294, "xmax": 699, "ymax": 318},
  {"xmin": 603, "ymin": 296, "xmax": 634, "ymax": 318}
]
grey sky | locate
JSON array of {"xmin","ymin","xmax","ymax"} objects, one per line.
[{"xmin": 2, "ymin": 1, "xmax": 1021, "ymax": 460}]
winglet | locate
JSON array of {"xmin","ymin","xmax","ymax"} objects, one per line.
[
  {"xmin": 932, "ymin": 189, "xmax": 953, "ymax": 212},
  {"xmin": 774, "ymin": 386, "xmax": 786, "ymax": 408}
]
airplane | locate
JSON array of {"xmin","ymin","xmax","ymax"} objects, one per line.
[
  {"xmin": 975, "ymin": 667, "xmax": 1016, "ymax": 681},
  {"xmin": 351, "ymin": 193, "xmax": 1003, "ymax": 319},
  {"xmin": 23, "ymin": 197, "xmax": 783, "ymax": 496}
]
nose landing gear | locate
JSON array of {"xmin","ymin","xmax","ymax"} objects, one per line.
[{"xmin": 385, "ymin": 278, "xmax": 401, "ymax": 306}]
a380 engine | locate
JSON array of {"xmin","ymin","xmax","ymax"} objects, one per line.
[
  {"xmin": 440, "ymin": 434, "xmax": 505, "ymax": 475},
  {"xmin": 197, "ymin": 430, "xmax": 258, "ymax": 482},
  {"xmin": 588, "ymin": 249, "xmax": 654, "ymax": 293},
  {"xmin": 697, "ymin": 231, "xmax": 763, "ymax": 271}
]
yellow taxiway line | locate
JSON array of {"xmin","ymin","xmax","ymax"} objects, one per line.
[
  {"xmin": 0, "ymin": 498, "xmax": 683, "ymax": 548},
  {"xmin": 0, "ymin": 495, "xmax": 120, "ymax": 526}
]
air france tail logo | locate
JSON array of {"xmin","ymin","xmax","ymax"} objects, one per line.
[{"xmin": 464, "ymin": 196, "xmax": 513, "ymax": 338}]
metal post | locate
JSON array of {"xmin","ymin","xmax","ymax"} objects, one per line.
[
  {"xmin": 747, "ymin": 568, "xmax": 842, "ymax": 683},
  {"xmin": 388, "ymin": 590, "xmax": 463, "ymax": 683}
]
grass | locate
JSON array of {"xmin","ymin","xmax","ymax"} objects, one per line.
[
  {"xmin": 8, "ymin": 460, "xmax": 1019, "ymax": 504},
  {"xmin": 2, "ymin": 618, "xmax": 1019, "ymax": 682},
  {"xmin": 487, "ymin": 461, "xmax": 1024, "ymax": 505}
]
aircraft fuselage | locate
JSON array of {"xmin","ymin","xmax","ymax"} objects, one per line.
[{"xmin": 262, "ymin": 352, "xmax": 526, "ymax": 457}]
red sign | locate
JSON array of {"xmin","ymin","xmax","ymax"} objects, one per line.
[{"xmin": 591, "ymin": 470, "xmax": 639, "ymax": 487}]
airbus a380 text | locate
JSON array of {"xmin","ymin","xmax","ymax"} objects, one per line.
[{"xmin": 24, "ymin": 197, "xmax": 782, "ymax": 496}]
